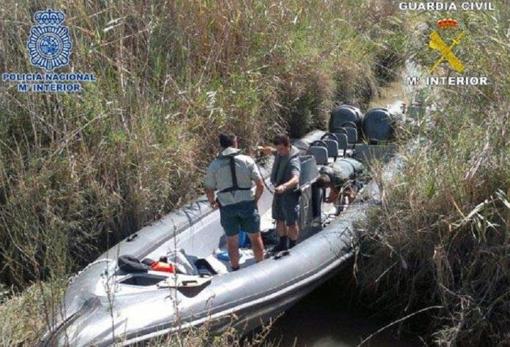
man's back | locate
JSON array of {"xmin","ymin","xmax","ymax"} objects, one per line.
[
  {"xmin": 205, "ymin": 147, "xmax": 261, "ymax": 207},
  {"xmin": 205, "ymin": 133, "xmax": 266, "ymax": 270}
]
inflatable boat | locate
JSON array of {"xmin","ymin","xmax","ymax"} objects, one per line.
[{"xmin": 40, "ymin": 121, "xmax": 392, "ymax": 346}]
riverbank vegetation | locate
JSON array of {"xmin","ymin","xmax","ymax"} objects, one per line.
[
  {"xmin": 356, "ymin": 6, "xmax": 510, "ymax": 346},
  {"xmin": 0, "ymin": 0, "xmax": 406, "ymax": 345}
]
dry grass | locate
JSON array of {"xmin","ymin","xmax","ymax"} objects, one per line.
[
  {"xmin": 145, "ymin": 319, "xmax": 277, "ymax": 347},
  {"xmin": 0, "ymin": 0, "xmax": 407, "ymax": 345},
  {"xmin": 355, "ymin": 7, "xmax": 510, "ymax": 346},
  {"xmin": 0, "ymin": 280, "xmax": 65, "ymax": 346},
  {"xmin": 0, "ymin": 0, "xmax": 405, "ymax": 289}
]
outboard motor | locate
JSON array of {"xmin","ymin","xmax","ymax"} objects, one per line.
[
  {"xmin": 362, "ymin": 108, "xmax": 395, "ymax": 143},
  {"xmin": 329, "ymin": 105, "xmax": 363, "ymax": 132}
]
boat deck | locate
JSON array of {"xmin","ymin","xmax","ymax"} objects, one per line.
[{"xmin": 210, "ymin": 200, "xmax": 339, "ymax": 273}]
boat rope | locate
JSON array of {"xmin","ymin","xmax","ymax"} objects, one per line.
[{"xmin": 254, "ymin": 161, "xmax": 275, "ymax": 195}]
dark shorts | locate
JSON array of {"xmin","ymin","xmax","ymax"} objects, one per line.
[
  {"xmin": 220, "ymin": 200, "xmax": 260, "ymax": 237},
  {"xmin": 272, "ymin": 192, "xmax": 300, "ymax": 226}
]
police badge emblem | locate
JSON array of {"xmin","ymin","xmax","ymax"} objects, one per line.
[{"xmin": 27, "ymin": 9, "xmax": 72, "ymax": 71}]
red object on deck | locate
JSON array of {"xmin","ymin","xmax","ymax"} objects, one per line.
[{"xmin": 150, "ymin": 261, "xmax": 175, "ymax": 273}]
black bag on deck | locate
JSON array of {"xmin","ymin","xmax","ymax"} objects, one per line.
[
  {"xmin": 261, "ymin": 228, "xmax": 279, "ymax": 245},
  {"xmin": 118, "ymin": 255, "xmax": 150, "ymax": 273}
]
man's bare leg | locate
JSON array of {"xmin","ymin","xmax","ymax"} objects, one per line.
[
  {"xmin": 248, "ymin": 232, "xmax": 265, "ymax": 262},
  {"xmin": 274, "ymin": 220, "xmax": 289, "ymax": 251},
  {"xmin": 276, "ymin": 220, "xmax": 287, "ymax": 237},
  {"xmin": 287, "ymin": 223, "xmax": 299, "ymax": 248},
  {"xmin": 226, "ymin": 235, "xmax": 240, "ymax": 269}
]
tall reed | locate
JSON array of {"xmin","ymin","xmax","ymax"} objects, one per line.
[{"xmin": 356, "ymin": 6, "xmax": 510, "ymax": 345}]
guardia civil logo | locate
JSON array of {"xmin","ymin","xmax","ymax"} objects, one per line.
[
  {"xmin": 1, "ymin": 8, "xmax": 95, "ymax": 93},
  {"xmin": 429, "ymin": 19, "xmax": 465, "ymax": 74},
  {"xmin": 406, "ymin": 18, "xmax": 489, "ymax": 87},
  {"xmin": 425, "ymin": 18, "xmax": 488, "ymax": 86},
  {"xmin": 27, "ymin": 9, "xmax": 72, "ymax": 71}
]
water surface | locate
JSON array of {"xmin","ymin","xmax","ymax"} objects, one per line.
[{"xmin": 267, "ymin": 270, "xmax": 419, "ymax": 347}]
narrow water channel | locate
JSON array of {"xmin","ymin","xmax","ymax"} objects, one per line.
[
  {"xmin": 267, "ymin": 77, "xmax": 417, "ymax": 347},
  {"xmin": 267, "ymin": 268, "xmax": 419, "ymax": 347}
]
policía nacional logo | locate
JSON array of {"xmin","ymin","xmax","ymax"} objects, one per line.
[
  {"xmin": 27, "ymin": 9, "xmax": 72, "ymax": 71},
  {"xmin": 2, "ymin": 8, "xmax": 96, "ymax": 93}
]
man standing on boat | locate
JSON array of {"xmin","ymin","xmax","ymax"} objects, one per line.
[
  {"xmin": 270, "ymin": 134, "xmax": 301, "ymax": 252},
  {"xmin": 205, "ymin": 133, "xmax": 265, "ymax": 271}
]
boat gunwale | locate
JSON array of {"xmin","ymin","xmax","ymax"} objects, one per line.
[{"xmin": 119, "ymin": 240, "xmax": 355, "ymax": 346}]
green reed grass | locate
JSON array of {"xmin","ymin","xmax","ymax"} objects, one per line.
[
  {"xmin": 0, "ymin": 0, "xmax": 405, "ymax": 289},
  {"xmin": 0, "ymin": 1, "xmax": 406, "ymax": 345},
  {"xmin": 356, "ymin": 5, "xmax": 510, "ymax": 345}
]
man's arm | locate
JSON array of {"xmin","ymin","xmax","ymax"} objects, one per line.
[
  {"xmin": 204, "ymin": 163, "xmax": 218, "ymax": 209},
  {"xmin": 248, "ymin": 157, "xmax": 264, "ymax": 202},
  {"xmin": 275, "ymin": 174, "xmax": 299, "ymax": 194},
  {"xmin": 274, "ymin": 155, "xmax": 300, "ymax": 194},
  {"xmin": 254, "ymin": 178, "xmax": 264, "ymax": 202},
  {"xmin": 325, "ymin": 188, "xmax": 340, "ymax": 203},
  {"xmin": 258, "ymin": 146, "xmax": 276, "ymax": 156},
  {"xmin": 205, "ymin": 188, "xmax": 218, "ymax": 209}
]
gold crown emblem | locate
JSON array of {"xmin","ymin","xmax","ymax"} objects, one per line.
[{"xmin": 437, "ymin": 18, "xmax": 458, "ymax": 29}]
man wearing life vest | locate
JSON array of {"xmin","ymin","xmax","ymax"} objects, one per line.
[
  {"xmin": 205, "ymin": 133, "xmax": 265, "ymax": 271},
  {"xmin": 270, "ymin": 134, "xmax": 301, "ymax": 252}
]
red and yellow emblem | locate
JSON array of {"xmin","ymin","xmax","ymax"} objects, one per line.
[
  {"xmin": 429, "ymin": 18, "xmax": 465, "ymax": 73},
  {"xmin": 437, "ymin": 18, "xmax": 459, "ymax": 29}
]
